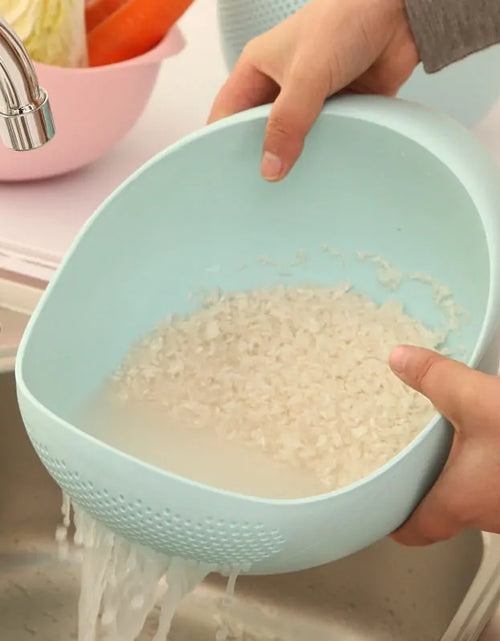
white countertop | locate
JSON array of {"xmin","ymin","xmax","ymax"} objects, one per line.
[{"xmin": 0, "ymin": 0, "xmax": 226, "ymax": 281}]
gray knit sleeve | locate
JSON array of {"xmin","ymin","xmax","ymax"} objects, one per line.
[{"xmin": 404, "ymin": 0, "xmax": 500, "ymax": 72}]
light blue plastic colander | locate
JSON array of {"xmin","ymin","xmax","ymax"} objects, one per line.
[
  {"xmin": 217, "ymin": 0, "xmax": 500, "ymax": 127},
  {"xmin": 16, "ymin": 96, "xmax": 500, "ymax": 575}
]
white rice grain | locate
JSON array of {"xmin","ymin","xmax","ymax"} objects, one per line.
[{"xmin": 110, "ymin": 284, "xmax": 445, "ymax": 492}]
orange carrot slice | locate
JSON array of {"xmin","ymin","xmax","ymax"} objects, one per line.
[
  {"xmin": 87, "ymin": 0, "xmax": 194, "ymax": 67},
  {"xmin": 85, "ymin": 0, "xmax": 127, "ymax": 33}
]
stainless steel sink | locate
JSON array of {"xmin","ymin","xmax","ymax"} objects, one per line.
[{"xmin": 2, "ymin": 368, "xmax": 500, "ymax": 641}]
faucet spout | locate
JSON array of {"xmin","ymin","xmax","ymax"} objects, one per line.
[{"xmin": 0, "ymin": 16, "xmax": 55, "ymax": 151}]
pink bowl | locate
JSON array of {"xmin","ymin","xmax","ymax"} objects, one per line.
[{"xmin": 0, "ymin": 27, "xmax": 185, "ymax": 182}]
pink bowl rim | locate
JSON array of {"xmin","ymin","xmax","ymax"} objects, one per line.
[{"xmin": 33, "ymin": 25, "xmax": 186, "ymax": 74}]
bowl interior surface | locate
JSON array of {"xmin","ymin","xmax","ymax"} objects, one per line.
[{"xmin": 19, "ymin": 107, "xmax": 489, "ymax": 425}]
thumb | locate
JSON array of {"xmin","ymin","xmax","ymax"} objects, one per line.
[
  {"xmin": 260, "ymin": 63, "xmax": 329, "ymax": 181},
  {"xmin": 388, "ymin": 345, "xmax": 498, "ymax": 547},
  {"xmin": 388, "ymin": 345, "xmax": 486, "ymax": 426}
]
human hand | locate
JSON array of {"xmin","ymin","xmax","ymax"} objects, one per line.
[
  {"xmin": 389, "ymin": 345, "xmax": 500, "ymax": 545},
  {"xmin": 208, "ymin": 0, "xmax": 419, "ymax": 181}
]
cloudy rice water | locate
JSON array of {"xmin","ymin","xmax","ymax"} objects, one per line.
[{"xmin": 87, "ymin": 282, "xmax": 446, "ymax": 495}]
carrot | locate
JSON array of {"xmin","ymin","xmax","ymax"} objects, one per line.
[
  {"xmin": 87, "ymin": 0, "xmax": 194, "ymax": 67},
  {"xmin": 85, "ymin": 0, "xmax": 127, "ymax": 32}
]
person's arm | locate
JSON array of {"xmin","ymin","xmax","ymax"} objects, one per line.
[{"xmin": 406, "ymin": 0, "xmax": 500, "ymax": 72}]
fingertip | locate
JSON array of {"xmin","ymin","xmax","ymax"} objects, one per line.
[
  {"xmin": 390, "ymin": 498, "xmax": 463, "ymax": 548},
  {"xmin": 389, "ymin": 528, "xmax": 435, "ymax": 547},
  {"xmin": 261, "ymin": 151, "xmax": 285, "ymax": 181},
  {"xmin": 389, "ymin": 344, "xmax": 413, "ymax": 377},
  {"xmin": 207, "ymin": 109, "xmax": 235, "ymax": 126},
  {"xmin": 389, "ymin": 344, "xmax": 433, "ymax": 373},
  {"xmin": 206, "ymin": 110, "xmax": 226, "ymax": 125},
  {"xmin": 206, "ymin": 102, "xmax": 222, "ymax": 124},
  {"xmin": 261, "ymin": 117, "xmax": 304, "ymax": 182}
]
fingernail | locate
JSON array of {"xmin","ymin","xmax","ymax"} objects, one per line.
[
  {"xmin": 261, "ymin": 151, "xmax": 283, "ymax": 181},
  {"xmin": 390, "ymin": 345, "xmax": 412, "ymax": 376}
]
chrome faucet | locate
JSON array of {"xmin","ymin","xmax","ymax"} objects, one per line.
[{"xmin": 0, "ymin": 16, "xmax": 55, "ymax": 151}]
